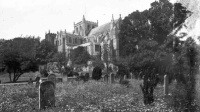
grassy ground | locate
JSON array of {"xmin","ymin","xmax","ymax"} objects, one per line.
[
  {"xmin": 1, "ymin": 78, "xmax": 199, "ymax": 112},
  {"xmin": 0, "ymin": 72, "xmax": 39, "ymax": 83}
]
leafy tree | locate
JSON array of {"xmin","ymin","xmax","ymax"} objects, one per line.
[
  {"xmin": 71, "ymin": 46, "xmax": 91, "ymax": 65},
  {"xmin": 36, "ymin": 39, "xmax": 57, "ymax": 65},
  {"xmin": 92, "ymin": 66, "xmax": 102, "ymax": 80},
  {"xmin": 0, "ymin": 37, "xmax": 39, "ymax": 82},
  {"xmin": 118, "ymin": 0, "xmax": 191, "ymax": 105}
]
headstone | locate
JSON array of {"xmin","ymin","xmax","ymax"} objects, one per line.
[
  {"xmin": 109, "ymin": 73, "xmax": 115, "ymax": 84},
  {"xmin": 28, "ymin": 78, "xmax": 33, "ymax": 85},
  {"xmin": 48, "ymin": 74, "xmax": 56, "ymax": 87},
  {"xmin": 35, "ymin": 76, "xmax": 40, "ymax": 88},
  {"xmin": 85, "ymin": 73, "xmax": 90, "ymax": 81},
  {"xmin": 104, "ymin": 74, "xmax": 108, "ymax": 83},
  {"xmin": 164, "ymin": 75, "xmax": 169, "ymax": 95},
  {"xmin": 39, "ymin": 81, "xmax": 55, "ymax": 110},
  {"xmin": 124, "ymin": 75, "xmax": 127, "ymax": 80},
  {"xmin": 130, "ymin": 73, "xmax": 133, "ymax": 79}
]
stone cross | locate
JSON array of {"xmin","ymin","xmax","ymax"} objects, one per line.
[
  {"xmin": 39, "ymin": 81, "xmax": 55, "ymax": 110},
  {"xmin": 48, "ymin": 74, "xmax": 56, "ymax": 87},
  {"xmin": 164, "ymin": 75, "xmax": 169, "ymax": 95},
  {"xmin": 110, "ymin": 73, "xmax": 115, "ymax": 84}
]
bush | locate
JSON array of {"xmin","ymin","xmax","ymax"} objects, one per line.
[
  {"xmin": 119, "ymin": 79, "xmax": 130, "ymax": 88},
  {"xmin": 92, "ymin": 66, "xmax": 102, "ymax": 80}
]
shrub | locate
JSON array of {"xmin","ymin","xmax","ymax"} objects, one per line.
[
  {"xmin": 92, "ymin": 66, "xmax": 102, "ymax": 80},
  {"xmin": 119, "ymin": 79, "xmax": 130, "ymax": 88}
]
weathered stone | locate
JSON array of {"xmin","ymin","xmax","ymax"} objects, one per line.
[
  {"xmin": 39, "ymin": 81, "xmax": 55, "ymax": 110},
  {"xmin": 104, "ymin": 74, "xmax": 108, "ymax": 83},
  {"xmin": 130, "ymin": 73, "xmax": 133, "ymax": 79},
  {"xmin": 109, "ymin": 73, "xmax": 115, "ymax": 84},
  {"xmin": 164, "ymin": 75, "xmax": 169, "ymax": 95},
  {"xmin": 48, "ymin": 74, "xmax": 56, "ymax": 87},
  {"xmin": 85, "ymin": 73, "xmax": 90, "ymax": 81},
  {"xmin": 124, "ymin": 75, "xmax": 127, "ymax": 80}
]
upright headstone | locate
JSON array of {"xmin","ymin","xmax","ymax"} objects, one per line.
[
  {"xmin": 124, "ymin": 75, "xmax": 127, "ymax": 80},
  {"xmin": 104, "ymin": 74, "xmax": 108, "ymax": 83},
  {"xmin": 130, "ymin": 73, "xmax": 133, "ymax": 79},
  {"xmin": 85, "ymin": 73, "xmax": 90, "ymax": 81},
  {"xmin": 110, "ymin": 73, "xmax": 115, "ymax": 84},
  {"xmin": 164, "ymin": 75, "xmax": 169, "ymax": 95},
  {"xmin": 48, "ymin": 74, "xmax": 56, "ymax": 87},
  {"xmin": 39, "ymin": 81, "xmax": 55, "ymax": 110},
  {"xmin": 35, "ymin": 76, "xmax": 40, "ymax": 88}
]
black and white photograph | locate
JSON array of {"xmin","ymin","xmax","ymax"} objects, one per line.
[{"xmin": 0, "ymin": 0, "xmax": 200, "ymax": 111}]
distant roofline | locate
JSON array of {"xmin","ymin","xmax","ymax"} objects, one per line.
[{"xmin": 75, "ymin": 20, "xmax": 97, "ymax": 26}]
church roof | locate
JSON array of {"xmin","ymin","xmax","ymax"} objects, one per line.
[
  {"xmin": 65, "ymin": 33, "xmax": 83, "ymax": 38},
  {"xmin": 88, "ymin": 19, "xmax": 120, "ymax": 37},
  {"xmin": 59, "ymin": 31, "xmax": 83, "ymax": 38}
]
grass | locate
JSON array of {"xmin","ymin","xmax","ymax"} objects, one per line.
[
  {"xmin": 1, "ymin": 78, "xmax": 197, "ymax": 112},
  {"xmin": 0, "ymin": 71, "xmax": 200, "ymax": 112}
]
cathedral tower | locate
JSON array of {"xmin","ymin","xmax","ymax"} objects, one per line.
[{"xmin": 74, "ymin": 15, "xmax": 98, "ymax": 37}]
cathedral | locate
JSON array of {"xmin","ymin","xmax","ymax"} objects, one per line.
[{"xmin": 45, "ymin": 14, "xmax": 122, "ymax": 62}]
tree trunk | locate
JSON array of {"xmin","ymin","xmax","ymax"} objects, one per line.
[
  {"xmin": 140, "ymin": 72, "xmax": 158, "ymax": 105},
  {"xmin": 9, "ymin": 73, "xmax": 12, "ymax": 82}
]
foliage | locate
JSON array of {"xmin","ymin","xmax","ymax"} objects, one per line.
[
  {"xmin": 92, "ymin": 66, "xmax": 102, "ymax": 80},
  {"xmin": 0, "ymin": 37, "xmax": 39, "ymax": 82},
  {"xmin": 71, "ymin": 46, "xmax": 91, "ymax": 65},
  {"xmin": 1, "ymin": 79, "xmax": 200, "ymax": 112},
  {"xmin": 36, "ymin": 39, "xmax": 57, "ymax": 65},
  {"xmin": 52, "ymin": 52, "xmax": 67, "ymax": 67}
]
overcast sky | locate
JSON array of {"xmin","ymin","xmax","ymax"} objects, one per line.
[{"xmin": 0, "ymin": 0, "xmax": 177, "ymax": 40}]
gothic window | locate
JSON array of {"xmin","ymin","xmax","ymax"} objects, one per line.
[
  {"xmin": 69, "ymin": 37, "xmax": 72, "ymax": 43},
  {"xmin": 76, "ymin": 27, "xmax": 78, "ymax": 34},
  {"xmin": 66, "ymin": 37, "xmax": 68, "ymax": 45},
  {"xmin": 87, "ymin": 25, "xmax": 90, "ymax": 30},
  {"xmin": 75, "ymin": 38, "xmax": 77, "ymax": 44},
  {"xmin": 95, "ymin": 44, "xmax": 100, "ymax": 52}
]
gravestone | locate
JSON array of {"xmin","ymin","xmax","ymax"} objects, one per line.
[
  {"xmin": 109, "ymin": 73, "xmax": 115, "ymax": 84},
  {"xmin": 104, "ymin": 74, "xmax": 108, "ymax": 83},
  {"xmin": 48, "ymin": 74, "xmax": 56, "ymax": 87},
  {"xmin": 35, "ymin": 76, "xmax": 40, "ymax": 88},
  {"xmin": 124, "ymin": 75, "xmax": 127, "ymax": 80},
  {"xmin": 130, "ymin": 73, "xmax": 133, "ymax": 79},
  {"xmin": 39, "ymin": 81, "xmax": 55, "ymax": 110},
  {"xmin": 164, "ymin": 75, "xmax": 169, "ymax": 95},
  {"xmin": 85, "ymin": 73, "xmax": 90, "ymax": 81}
]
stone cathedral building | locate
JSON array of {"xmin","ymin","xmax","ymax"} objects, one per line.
[{"xmin": 46, "ymin": 14, "xmax": 122, "ymax": 62}]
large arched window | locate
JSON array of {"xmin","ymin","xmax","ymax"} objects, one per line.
[
  {"xmin": 75, "ymin": 38, "xmax": 77, "ymax": 44},
  {"xmin": 69, "ymin": 37, "xmax": 72, "ymax": 43}
]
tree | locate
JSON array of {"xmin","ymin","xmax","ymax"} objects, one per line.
[
  {"xmin": 36, "ymin": 39, "xmax": 57, "ymax": 65},
  {"xmin": 118, "ymin": 0, "xmax": 191, "ymax": 105},
  {"xmin": 0, "ymin": 37, "xmax": 39, "ymax": 82},
  {"xmin": 71, "ymin": 46, "xmax": 91, "ymax": 65}
]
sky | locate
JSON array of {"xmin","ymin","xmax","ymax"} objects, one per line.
[{"xmin": 0, "ymin": 0, "xmax": 160, "ymax": 40}]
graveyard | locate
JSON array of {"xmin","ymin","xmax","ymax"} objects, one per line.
[
  {"xmin": 0, "ymin": 70, "xmax": 200, "ymax": 112},
  {"xmin": 1, "ymin": 0, "xmax": 200, "ymax": 111}
]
